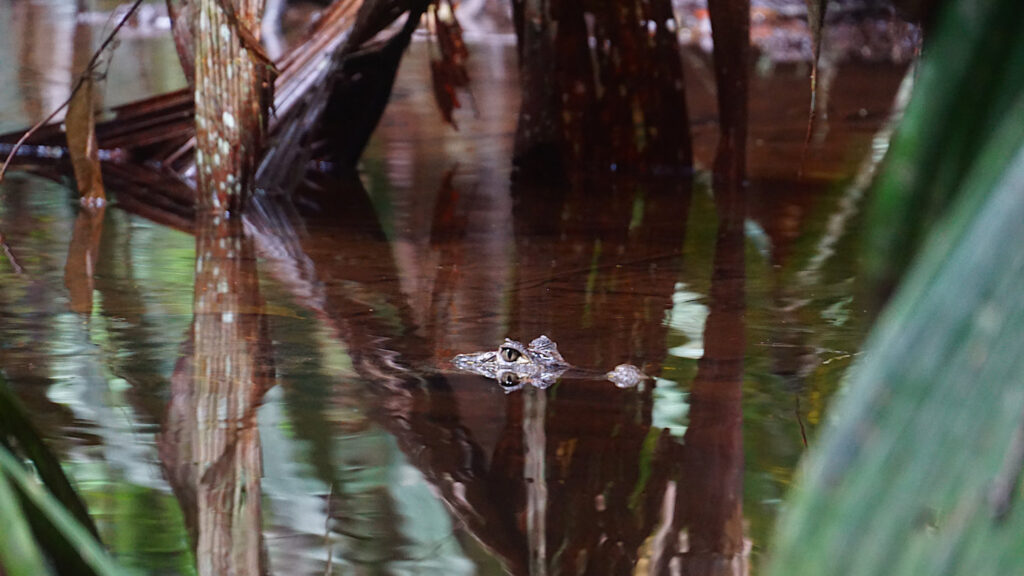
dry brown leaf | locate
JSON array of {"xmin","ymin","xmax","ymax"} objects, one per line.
[
  {"xmin": 428, "ymin": 0, "xmax": 471, "ymax": 128},
  {"xmin": 66, "ymin": 25, "xmax": 105, "ymax": 204}
]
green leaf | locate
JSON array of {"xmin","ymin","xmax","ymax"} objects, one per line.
[
  {"xmin": 0, "ymin": 447, "xmax": 133, "ymax": 576},
  {"xmin": 864, "ymin": 0, "xmax": 1024, "ymax": 306},
  {"xmin": 768, "ymin": 28, "xmax": 1024, "ymax": 576},
  {"xmin": 0, "ymin": 380, "xmax": 99, "ymax": 537},
  {"xmin": 0, "ymin": 456, "xmax": 51, "ymax": 576},
  {"xmin": 768, "ymin": 0, "xmax": 1024, "ymax": 572},
  {"xmin": 0, "ymin": 377, "xmax": 115, "ymax": 574}
]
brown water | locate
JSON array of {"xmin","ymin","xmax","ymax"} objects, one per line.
[{"xmin": 0, "ymin": 5, "xmax": 911, "ymax": 575}]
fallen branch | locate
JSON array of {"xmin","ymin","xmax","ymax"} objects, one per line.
[{"xmin": 0, "ymin": 0, "xmax": 145, "ymax": 185}]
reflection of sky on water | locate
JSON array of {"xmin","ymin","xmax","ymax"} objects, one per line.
[
  {"xmin": 656, "ymin": 282, "xmax": 704, "ymax": 439},
  {"xmin": 651, "ymin": 377, "xmax": 689, "ymax": 438},
  {"xmin": 260, "ymin": 386, "xmax": 478, "ymax": 575},
  {"xmin": 48, "ymin": 338, "xmax": 164, "ymax": 490},
  {"xmin": 666, "ymin": 282, "xmax": 708, "ymax": 360}
]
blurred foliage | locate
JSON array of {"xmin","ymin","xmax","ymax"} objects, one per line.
[
  {"xmin": 769, "ymin": 0, "xmax": 1024, "ymax": 573},
  {"xmin": 0, "ymin": 376, "xmax": 130, "ymax": 576},
  {"xmin": 73, "ymin": 466, "xmax": 196, "ymax": 575},
  {"xmin": 863, "ymin": 0, "xmax": 1024, "ymax": 309},
  {"xmin": 0, "ymin": 381, "xmax": 97, "ymax": 535},
  {"xmin": 0, "ymin": 460, "xmax": 49, "ymax": 576}
]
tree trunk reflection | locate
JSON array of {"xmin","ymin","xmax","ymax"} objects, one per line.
[
  {"xmin": 160, "ymin": 212, "xmax": 273, "ymax": 576},
  {"xmin": 656, "ymin": 1, "xmax": 750, "ymax": 569},
  {"xmin": 665, "ymin": 172, "xmax": 747, "ymax": 576}
]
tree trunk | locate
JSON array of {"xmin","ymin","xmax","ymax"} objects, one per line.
[
  {"xmin": 193, "ymin": 0, "xmax": 273, "ymax": 213},
  {"xmin": 512, "ymin": 0, "xmax": 563, "ymax": 178},
  {"xmin": 512, "ymin": 0, "xmax": 693, "ymax": 178}
]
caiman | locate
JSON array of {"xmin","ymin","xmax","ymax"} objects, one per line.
[{"xmin": 451, "ymin": 335, "xmax": 648, "ymax": 392}]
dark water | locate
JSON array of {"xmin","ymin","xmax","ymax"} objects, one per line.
[{"xmin": 0, "ymin": 6, "xmax": 911, "ymax": 575}]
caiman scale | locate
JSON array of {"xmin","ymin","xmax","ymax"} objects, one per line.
[{"xmin": 451, "ymin": 335, "xmax": 647, "ymax": 392}]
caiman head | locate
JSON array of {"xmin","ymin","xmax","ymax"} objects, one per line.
[{"xmin": 451, "ymin": 335, "xmax": 570, "ymax": 392}]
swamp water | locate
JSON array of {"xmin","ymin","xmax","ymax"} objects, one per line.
[{"xmin": 0, "ymin": 4, "xmax": 912, "ymax": 574}]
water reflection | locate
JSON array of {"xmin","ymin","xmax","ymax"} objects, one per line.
[
  {"xmin": 0, "ymin": 29, "xmax": 907, "ymax": 576},
  {"xmin": 0, "ymin": 149, "xmax": 874, "ymax": 575},
  {"xmin": 501, "ymin": 179, "xmax": 687, "ymax": 575},
  {"xmin": 0, "ymin": 0, "xmax": 186, "ymax": 133},
  {"xmin": 658, "ymin": 70, "xmax": 750, "ymax": 575},
  {"xmin": 242, "ymin": 171, "xmax": 693, "ymax": 575},
  {"xmin": 7, "ymin": 0, "xmax": 74, "ymax": 125},
  {"xmin": 244, "ymin": 176, "xmax": 488, "ymax": 572},
  {"xmin": 64, "ymin": 206, "xmax": 105, "ymax": 314},
  {"xmin": 161, "ymin": 213, "xmax": 273, "ymax": 575}
]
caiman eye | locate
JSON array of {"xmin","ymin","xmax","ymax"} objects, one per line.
[
  {"xmin": 500, "ymin": 372, "xmax": 520, "ymax": 387},
  {"xmin": 500, "ymin": 347, "xmax": 521, "ymax": 362}
]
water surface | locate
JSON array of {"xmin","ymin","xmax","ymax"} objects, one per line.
[{"xmin": 0, "ymin": 7, "xmax": 911, "ymax": 575}]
